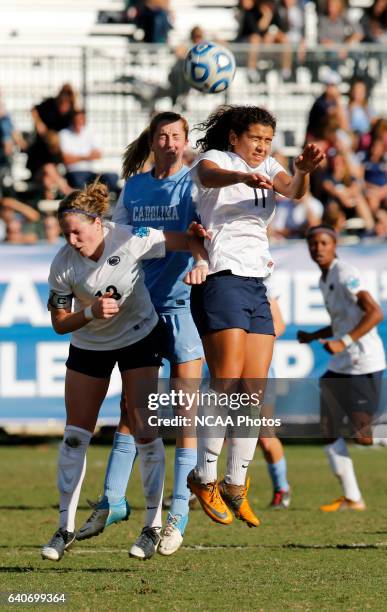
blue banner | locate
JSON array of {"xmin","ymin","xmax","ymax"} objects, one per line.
[{"xmin": 0, "ymin": 242, "xmax": 386, "ymax": 427}]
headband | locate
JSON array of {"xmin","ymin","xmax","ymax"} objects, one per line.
[
  {"xmin": 306, "ymin": 226, "xmax": 337, "ymax": 241},
  {"xmin": 59, "ymin": 208, "xmax": 99, "ymax": 219}
]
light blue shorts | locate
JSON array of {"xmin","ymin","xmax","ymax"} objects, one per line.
[{"xmin": 159, "ymin": 310, "xmax": 204, "ymax": 365}]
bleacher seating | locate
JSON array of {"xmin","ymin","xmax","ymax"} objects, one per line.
[{"xmin": 0, "ymin": 0, "xmax": 386, "ymax": 183}]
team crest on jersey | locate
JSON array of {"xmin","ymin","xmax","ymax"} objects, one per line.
[
  {"xmin": 107, "ymin": 256, "xmax": 120, "ymax": 266},
  {"xmin": 133, "ymin": 226, "xmax": 150, "ymax": 238},
  {"xmin": 345, "ymin": 276, "xmax": 360, "ymax": 290}
]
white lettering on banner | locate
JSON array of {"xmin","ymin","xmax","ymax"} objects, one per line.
[
  {"xmin": 0, "ymin": 276, "xmax": 50, "ymax": 327},
  {"xmin": 272, "ymin": 341, "xmax": 314, "ymax": 378},
  {"xmin": 0, "ymin": 341, "xmax": 123, "ymax": 399},
  {"xmin": 294, "ymin": 272, "xmax": 329, "ymax": 325},
  {"xmin": 36, "ymin": 343, "xmax": 67, "ymax": 396},
  {"xmin": 0, "ymin": 343, "xmax": 36, "ymax": 396}
]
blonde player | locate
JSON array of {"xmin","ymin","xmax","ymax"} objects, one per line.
[{"xmin": 41, "ymin": 182, "xmax": 207, "ymax": 561}]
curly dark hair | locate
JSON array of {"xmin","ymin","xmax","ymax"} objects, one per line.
[{"xmin": 195, "ymin": 105, "xmax": 276, "ymax": 152}]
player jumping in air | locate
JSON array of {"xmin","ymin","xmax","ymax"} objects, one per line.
[{"xmin": 187, "ymin": 105, "xmax": 324, "ymax": 527}]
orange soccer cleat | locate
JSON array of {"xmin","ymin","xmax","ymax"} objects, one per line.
[
  {"xmin": 187, "ymin": 470, "xmax": 233, "ymax": 525},
  {"xmin": 320, "ymin": 496, "xmax": 366, "ymax": 512},
  {"xmin": 218, "ymin": 477, "xmax": 260, "ymax": 528}
]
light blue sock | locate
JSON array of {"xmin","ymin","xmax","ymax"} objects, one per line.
[
  {"xmin": 104, "ymin": 432, "xmax": 137, "ymax": 505},
  {"xmin": 267, "ymin": 457, "xmax": 289, "ymax": 492},
  {"xmin": 170, "ymin": 447, "xmax": 197, "ymax": 524}
]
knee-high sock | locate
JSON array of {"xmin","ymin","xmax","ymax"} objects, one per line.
[
  {"xmin": 137, "ymin": 438, "xmax": 165, "ymax": 529},
  {"xmin": 324, "ymin": 438, "xmax": 362, "ymax": 502},
  {"xmin": 103, "ymin": 432, "xmax": 137, "ymax": 504},
  {"xmin": 225, "ymin": 435, "xmax": 259, "ymax": 486},
  {"xmin": 267, "ymin": 457, "xmax": 290, "ymax": 492},
  {"xmin": 170, "ymin": 447, "xmax": 197, "ymax": 520},
  {"xmin": 195, "ymin": 388, "xmax": 228, "ymax": 483},
  {"xmin": 58, "ymin": 425, "xmax": 92, "ymax": 532}
]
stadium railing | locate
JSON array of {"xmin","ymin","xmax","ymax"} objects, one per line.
[{"xmin": 1, "ymin": 42, "xmax": 385, "ymax": 163}]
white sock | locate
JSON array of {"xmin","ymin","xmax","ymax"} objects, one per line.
[
  {"xmin": 324, "ymin": 438, "xmax": 362, "ymax": 502},
  {"xmin": 195, "ymin": 435, "xmax": 225, "ymax": 483},
  {"xmin": 225, "ymin": 436, "xmax": 259, "ymax": 485},
  {"xmin": 137, "ymin": 438, "xmax": 165, "ymax": 529},
  {"xmin": 195, "ymin": 388, "xmax": 228, "ymax": 483},
  {"xmin": 58, "ymin": 425, "xmax": 92, "ymax": 532}
]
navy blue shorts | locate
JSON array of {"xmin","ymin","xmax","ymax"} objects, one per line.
[
  {"xmin": 320, "ymin": 370, "xmax": 384, "ymax": 417},
  {"xmin": 190, "ymin": 271, "xmax": 275, "ymax": 338},
  {"xmin": 66, "ymin": 319, "xmax": 166, "ymax": 379}
]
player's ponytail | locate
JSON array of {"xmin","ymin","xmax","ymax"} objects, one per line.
[
  {"xmin": 122, "ymin": 127, "xmax": 151, "ymax": 179},
  {"xmin": 57, "ymin": 180, "xmax": 110, "ymax": 221}
]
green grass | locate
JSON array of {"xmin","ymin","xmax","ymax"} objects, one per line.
[{"xmin": 0, "ymin": 444, "xmax": 386, "ymax": 611}]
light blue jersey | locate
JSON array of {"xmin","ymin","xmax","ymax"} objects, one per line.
[{"xmin": 113, "ymin": 166, "xmax": 197, "ymax": 312}]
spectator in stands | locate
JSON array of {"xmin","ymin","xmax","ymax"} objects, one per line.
[
  {"xmin": 305, "ymin": 72, "xmax": 348, "ymax": 143},
  {"xmin": 347, "ymin": 79, "xmax": 377, "ymax": 136},
  {"xmin": 59, "ymin": 110, "xmax": 119, "ymax": 193},
  {"xmin": 321, "ymin": 152, "xmax": 374, "ymax": 231},
  {"xmin": 0, "ymin": 196, "xmax": 40, "ymax": 244},
  {"xmin": 148, "ymin": 26, "xmax": 205, "ymax": 111},
  {"xmin": 235, "ymin": 0, "xmax": 289, "ymax": 82},
  {"xmin": 136, "ymin": 0, "xmax": 173, "ymax": 43},
  {"xmin": 360, "ymin": 0, "xmax": 387, "ymax": 43},
  {"xmin": 27, "ymin": 84, "xmax": 76, "ymax": 200},
  {"xmin": 362, "ymin": 137, "xmax": 387, "ymax": 213},
  {"xmin": 0, "ymin": 99, "xmax": 27, "ymax": 196},
  {"xmin": 374, "ymin": 208, "xmax": 387, "ymax": 237},
  {"xmin": 42, "ymin": 214, "xmax": 63, "ymax": 244},
  {"xmin": 276, "ymin": 0, "xmax": 306, "ymax": 80},
  {"xmin": 318, "ymin": 0, "xmax": 363, "ymax": 69}
]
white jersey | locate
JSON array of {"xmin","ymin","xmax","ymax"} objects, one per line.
[
  {"xmin": 191, "ymin": 149, "xmax": 285, "ymax": 277},
  {"xmin": 320, "ymin": 258, "xmax": 386, "ymax": 375},
  {"xmin": 48, "ymin": 221, "xmax": 166, "ymax": 351}
]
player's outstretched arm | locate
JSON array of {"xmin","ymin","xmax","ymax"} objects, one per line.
[
  {"xmin": 197, "ymin": 160, "xmax": 273, "ymax": 190},
  {"xmin": 274, "ymin": 144, "xmax": 325, "ymax": 200},
  {"xmin": 49, "ymin": 291, "xmax": 119, "ymax": 335}
]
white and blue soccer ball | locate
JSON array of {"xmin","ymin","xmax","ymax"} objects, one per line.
[{"xmin": 183, "ymin": 42, "xmax": 236, "ymax": 94}]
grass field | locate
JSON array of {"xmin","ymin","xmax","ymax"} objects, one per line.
[{"xmin": 0, "ymin": 443, "xmax": 386, "ymax": 611}]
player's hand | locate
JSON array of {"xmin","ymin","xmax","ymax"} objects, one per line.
[
  {"xmin": 92, "ymin": 290, "xmax": 120, "ymax": 319},
  {"xmin": 242, "ymin": 173, "xmax": 273, "ymax": 190},
  {"xmin": 184, "ymin": 261, "xmax": 209, "ymax": 285},
  {"xmin": 187, "ymin": 221, "xmax": 212, "ymax": 240},
  {"xmin": 295, "ymin": 144, "xmax": 325, "ymax": 174},
  {"xmin": 320, "ymin": 339, "xmax": 345, "ymax": 354},
  {"xmin": 297, "ymin": 330, "xmax": 315, "ymax": 344}
]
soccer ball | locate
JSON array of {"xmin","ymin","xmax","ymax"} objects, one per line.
[{"xmin": 183, "ymin": 42, "xmax": 236, "ymax": 94}]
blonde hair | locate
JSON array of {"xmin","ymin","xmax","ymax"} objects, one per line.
[
  {"xmin": 122, "ymin": 111, "xmax": 189, "ymax": 179},
  {"xmin": 57, "ymin": 181, "xmax": 110, "ymax": 221}
]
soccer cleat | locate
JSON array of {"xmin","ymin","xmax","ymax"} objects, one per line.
[
  {"xmin": 76, "ymin": 496, "xmax": 130, "ymax": 541},
  {"xmin": 187, "ymin": 470, "xmax": 233, "ymax": 525},
  {"xmin": 162, "ymin": 493, "xmax": 199, "ymax": 510},
  {"xmin": 41, "ymin": 528, "xmax": 75, "ymax": 561},
  {"xmin": 320, "ymin": 496, "xmax": 366, "ymax": 512},
  {"xmin": 129, "ymin": 527, "xmax": 161, "ymax": 560},
  {"xmin": 218, "ymin": 478, "xmax": 260, "ymax": 528},
  {"xmin": 158, "ymin": 513, "xmax": 189, "ymax": 556},
  {"xmin": 270, "ymin": 488, "xmax": 291, "ymax": 509}
]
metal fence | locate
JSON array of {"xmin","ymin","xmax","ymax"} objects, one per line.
[{"xmin": 1, "ymin": 42, "xmax": 386, "ymax": 165}]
